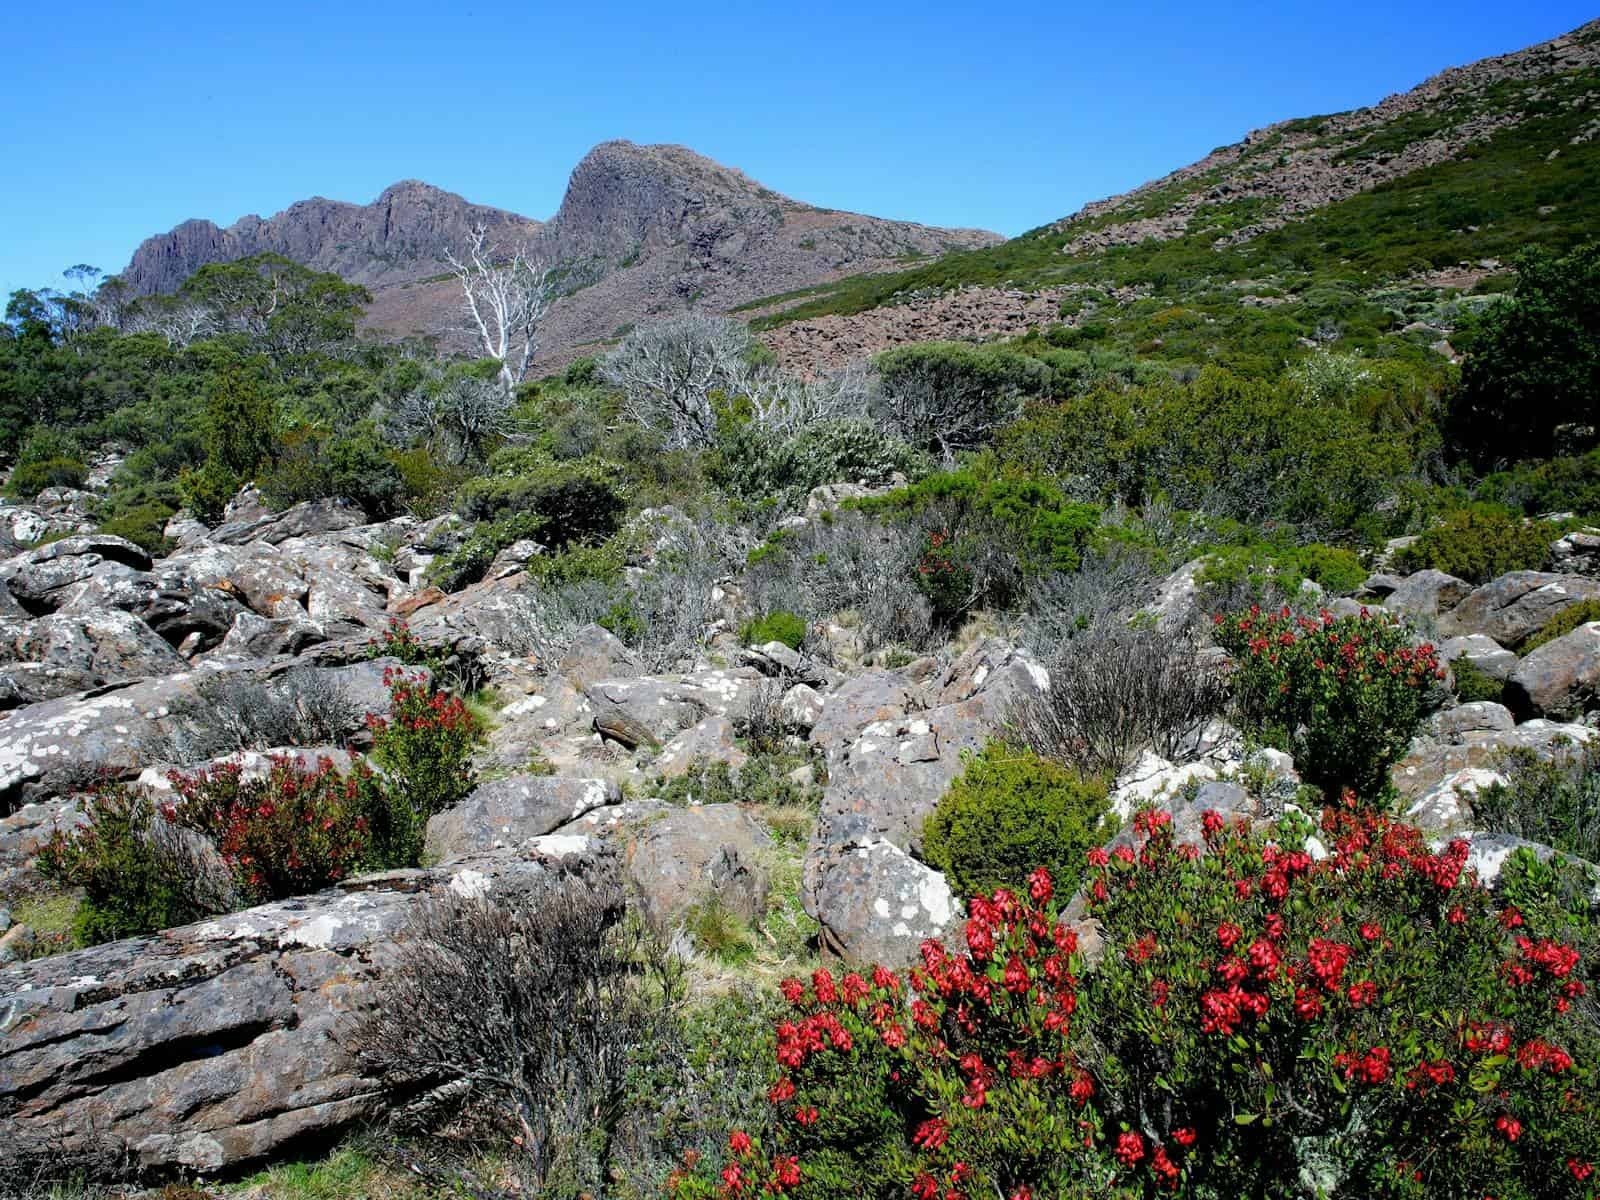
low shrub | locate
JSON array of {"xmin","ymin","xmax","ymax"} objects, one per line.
[
  {"xmin": 1216, "ymin": 606, "xmax": 1444, "ymax": 796},
  {"xmin": 166, "ymin": 755, "xmax": 386, "ymax": 905},
  {"xmin": 367, "ymin": 669, "xmax": 484, "ymax": 851},
  {"xmin": 1197, "ymin": 541, "xmax": 1368, "ymax": 611},
  {"xmin": 671, "ymin": 804, "xmax": 1599, "ymax": 1200},
  {"xmin": 1450, "ymin": 654, "xmax": 1507, "ymax": 704},
  {"xmin": 1473, "ymin": 743, "xmax": 1600, "ymax": 864},
  {"xmin": 6, "ymin": 456, "xmax": 87, "ymax": 499},
  {"xmin": 921, "ymin": 742, "xmax": 1111, "ymax": 900},
  {"xmin": 36, "ymin": 783, "xmax": 233, "ymax": 945},
  {"xmin": 1395, "ymin": 506, "xmax": 1556, "ymax": 584},
  {"xmin": 1523, "ymin": 598, "xmax": 1600, "ymax": 652},
  {"xmin": 742, "ymin": 610, "xmax": 808, "ymax": 650},
  {"xmin": 349, "ymin": 881, "xmax": 682, "ymax": 1197},
  {"xmin": 97, "ymin": 501, "xmax": 176, "ymax": 556},
  {"xmin": 1010, "ymin": 619, "xmax": 1230, "ymax": 776},
  {"xmin": 645, "ymin": 754, "xmax": 823, "ymax": 814}
]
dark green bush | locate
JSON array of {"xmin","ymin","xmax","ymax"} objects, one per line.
[
  {"xmin": 921, "ymin": 742, "xmax": 1111, "ymax": 900},
  {"xmin": 258, "ymin": 422, "xmax": 404, "ymax": 517},
  {"xmin": 741, "ymin": 610, "xmax": 807, "ymax": 649},
  {"xmin": 1395, "ymin": 506, "xmax": 1555, "ymax": 584},
  {"xmin": 1449, "ymin": 655, "xmax": 1506, "ymax": 705}
]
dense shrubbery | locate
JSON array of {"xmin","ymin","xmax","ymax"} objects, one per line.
[
  {"xmin": 1395, "ymin": 506, "xmax": 1555, "ymax": 584},
  {"xmin": 1522, "ymin": 599, "xmax": 1600, "ymax": 654},
  {"xmin": 672, "ymin": 803, "xmax": 1598, "ymax": 1200},
  {"xmin": 164, "ymin": 755, "xmax": 385, "ymax": 904},
  {"xmin": 36, "ymin": 671, "xmax": 481, "ymax": 944},
  {"xmin": 1215, "ymin": 607, "xmax": 1444, "ymax": 796},
  {"xmin": 922, "ymin": 742, "xmax": 1110, "ymax": 900},
  {"xmin": 36, "ymin": 783, "xmax": 233, "ymax": 945},
  {"xmin": 1448, "ymin": 241, "xmax": 1600, "ymax": 469}
]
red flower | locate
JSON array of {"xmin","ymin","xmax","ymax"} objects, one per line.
[
  {"xmin": 728, "ymin": 1130, "xmax": 752, "ymax": 1156},
  {"xmin": 1114, "ymin": 1131, "xmax": 1146, "ymax": 1168},
  {"xmin": 1495, "ymin": 1114, "xmax": 1522, "ymax": 1142},
  {"xmin": 1172, "ymin": 1127, "xmax": 1197, "ymax": 1147}
]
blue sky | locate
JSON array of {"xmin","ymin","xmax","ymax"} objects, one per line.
[{"xmin": 2, "ymin": 1, "xmax": 1594, "ymax": 299}]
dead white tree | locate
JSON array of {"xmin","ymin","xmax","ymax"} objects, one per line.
[
  {"xmin": 446, "ymin": 226, "xmax": 556, "ymax": 392},
  {"xmin": 599, "ymin": 313, "xmax": 750, "ymax": 449}
]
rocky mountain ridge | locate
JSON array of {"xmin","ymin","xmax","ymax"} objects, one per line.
[{"xmin": 120, "ymin": 141, "xmax": 1002, "ymax": 366}]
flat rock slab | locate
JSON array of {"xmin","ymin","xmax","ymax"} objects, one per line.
[
  {"xmin": 425, "ymin": 774, "xmax": 619, "ymax": 860},
  {"xmin": 1438, "ymin": 572, "xmax": 1600, "ymax": 646},
  {"xmin": 0, "ymin": 839, "xmax": 615, "ymax": 1175}
]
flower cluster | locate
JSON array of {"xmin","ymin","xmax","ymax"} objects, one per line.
[
  {"xmin": 367, "ymin": 668, "xmax": 483, "ymax": 826},
  {"xmin": 678, "ymin": 794, "xmax": 1598, "ymax": 1200},
  {"xmin": 165, "ymin": 755, "xmax": 378, "ymax": 903}
]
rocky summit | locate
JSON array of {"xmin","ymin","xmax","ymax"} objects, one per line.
[{"xmin": 120, "ymin": 140, "xmax": 1000, "ymax": 368}]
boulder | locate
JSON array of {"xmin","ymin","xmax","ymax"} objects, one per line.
[
  {"xmin": 780, "ymin": 683, "xmax": 826, "ymax": 732},
  {"xmin": 0, "ymin": 607, "xmax": 187, "ymax": 700},
  {"xmin": 424, "ymin": 774, "xmax": 619, "ymax": 861},
  {"xmin": 807, "ymin": 669, "xmax": 918, "ymax": 754},
  {"xmin": 1438, "ymin": 634, "xmax": 1519, "ymax": 682},
  {"xmin": 1456, "ymin": 832, "xmax": 1600, "ymax": 898},
  {"xmin": 556, "ymin": 624, "xmax": 643, "ymax": 688},
  {"xmin": 209, "ymin": 498, "xmax": 367, "ymax": 547},
  {"xmin": 739, "ymin": 642, "xmax": 842, "ymax": 690},
  {"xmin": 1383, "ymin": 569, "xmax": 1472, "ymax": 619},
  {"xmin": 213, "ymin": 612, "xmax": 329, "ymax": 660},
  {"xmin": 0, "ymin": 535, "xmax": 153, "ymax": 614},
  {"xmin": 160, "ymin": 542, "xmax": 309, "ymax": 620},
  {"xmin": 1505, "ymin": 622, "xmax": 1600, "ymax": 718},
  {"xmin": 1429, "ymin": 701, "xmax": 1517, "ymax": 737},
  {"xmin": 1405, "ymin": 767, "xmax": 1506, "ymax": 836},
  {"xmin": 1144, "ymin": 558, "xmax": 1206, "ymax": 633},
  {"xmin": 1109, "ymin": 750, "xmax": 1221, "ymax": 819},
  {"xmin": 1438, "ymin": 572, "xmax": 1600, "ymax": 646},
  {"xmin": 1392, "ymin": 718, "xmax": 1594, "ymax": 802},
  {"xmin": 0, "ymin": 837, "xmax": 614, "ymax": 1174},
  {"xmin": 807, "ymin": 837, "xmax": 961, "ymax": 967},
  {"xmin": 585, "ymin": 669, "xmax": 762, "ymax": 750},
  {"xmin": 654, "ymin": 714, "xmax": 748, "ymax": 779},
  {"xmin": 609, "ymin": 802, "xmax": 772, "ymax": 926}
]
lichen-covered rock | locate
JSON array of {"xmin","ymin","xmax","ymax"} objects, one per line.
[
  {"xmin": 0, "ymin": 535, "xmax": 153, "ymax": 614},
  {"xmin": 424, "ymin": 774, "xmax": 618, "ymax": 860},
  {"xmin": 1392, "ymin": 718, "xmax": 1594, "ymax": 801},
  {"xmin": 209, "ymin": 498, "xmax": 367, "ymax": 547},
  {"xmin": 1405, "ymin": 767, "xmax": 1507, "ymax": 836},
  {"xmin": 1505, "ymin": 621, "xmax": 1600, "ymax": 718},
  {"xmin": 0, "ymin": 839, "xmax": 616, "ymax": 1174},
  {"xmin": 807, "ymin": 669, "xmax": 918, "ymax": 753},
  {"xmin": 555, "ymin": 624, "xmax": 642, "ymax": 688},
  {"xmin": 780, "ymin": 683, "xmax": 826, "ymax": 732},
  {"xmin": 807, "ymin": 837, "xmax": 961, "ymax": 967},
  {"xmin": 653, "ymin": 714, "xmax": 747, "ymax": 779},
  {"xmin": 602, "ymin": 802, "xmax": 772, "ymax": 926},
  {"xmin": 585, "ymin": 669, "xmax": 761, "ymax": 749}
]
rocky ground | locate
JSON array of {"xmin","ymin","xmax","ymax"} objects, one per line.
[{"xmin": 4, "ymin": 479, "xmax": 1600, "ymax": 1176}]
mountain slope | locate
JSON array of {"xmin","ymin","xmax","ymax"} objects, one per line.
[
  {"xmin": 119, "ymin": 142, "xmax": 1002, "ymax": 365},
  {"xmin": 758, "ymin": 19, "xmax": 1600, "ymax": 372}
]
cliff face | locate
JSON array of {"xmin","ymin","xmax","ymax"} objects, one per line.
[
  {"xmin": 119, "ymin": 145, "xmax": 1002, "ymax": 365},
  {"xmin": 120, "ymin": 180, "xmax": 543, "ymax": 295}
]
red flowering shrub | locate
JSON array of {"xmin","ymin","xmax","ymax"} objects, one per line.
[
  {"xmin": 1214, "ymin": 606, "xmax": 1444, "ymax": 796},
  {"xmin": 165, "ymin": 755, "xmax": 385, "ymax": 904},
  {"xmin": 669, "ymin": 806, "xmax": 1598, "ymax": 1199},
  {"xmin": 367, "ymin": 668, "xmax": 483, "ymax": 860},
  {"xmin": 913, "ymin": 529, "xmax": 975, "ymax": 625}
]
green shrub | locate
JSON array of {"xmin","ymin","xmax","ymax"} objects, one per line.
[
  {"xmin": 1473, "ymin": 743, "xmax": 1600, "ymax": 864},
  {"xmin": 178, "ymin": 457, "xmax": 240, "ymax": 525},
  {"xmin": 166, "ymin": 755, "xmax": 388, "ymax": 905},
  {"xmin": 258, "ymin": 422, "xmax": 404, "ymax": 517},
  {"xmin": 367, "ymin": 669, "xmax": 484, "ymax": 857},
  {"xmin": 742, "ymin": 610, "xmax": 807, "ymax": 650},
  {"xmin": 645, "ymin": 754, "xmax": 823, "ymax": 814},
  {"xmin": 1522, "ymin": 597, "xmax": 1600, "ymax": 653},
  {"xmin": 1450, "ymin": 655, "xmax": 1507, "ymax": 705},
  {"xmin": 35, "ymin": 783, "xmax": 228, "ymax": 945},
  {"xmin": 1198, "ymin": 541, "xmax": 1368, "ymax": 611},
  {"xmin": 921, "ymin": 742, "xmax": 1111, "ymax": 901},
  {"xmin": 1395, "ymin": 506, "xmax": 1555, "ymax": 584},
  {"xmin": 98, "ymin": 501, "xmax": 176, "ymax": 556},
  {"xmin": 1215, "ymin": 607, "xmax": 1445, "ymax": 797},
  {"xmin": 6, "ymin": 456, "xmax": 87, "ymax": 499}
]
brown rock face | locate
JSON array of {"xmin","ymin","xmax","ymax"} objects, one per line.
[{"xmin": 118, "ymin": 142, "xmax": 1002, "ymax": 367}]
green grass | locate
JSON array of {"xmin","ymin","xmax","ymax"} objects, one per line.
[{"xmin": 228, "ymin": 1145, "xmax": 421, "ymax": 1200}]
